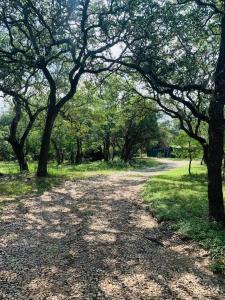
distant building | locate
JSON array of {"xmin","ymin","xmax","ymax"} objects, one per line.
[{"xmin": 147, "ymin": 146, "xmax": 173, "ymax": 158}]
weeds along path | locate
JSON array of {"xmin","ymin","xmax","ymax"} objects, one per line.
[{"xmin": 0, "ymin": 159, "xmax": 225, "ymax": 299}]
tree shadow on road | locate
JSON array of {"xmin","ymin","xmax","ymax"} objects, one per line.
[{"xmin": 0, "ymin": 175, "xmax": 225, "ymax": 299}]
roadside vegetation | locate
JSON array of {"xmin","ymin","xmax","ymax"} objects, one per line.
[{"xmin": 143, "ymin": 163, "xmax": 225, "ymax": 273}]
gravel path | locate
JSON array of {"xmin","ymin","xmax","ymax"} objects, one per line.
[{"xmin": 0, "ymin": 159, "xmax": 225, "ymax": 299}]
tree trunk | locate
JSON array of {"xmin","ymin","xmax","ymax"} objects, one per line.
[
  {"xmin": 208, "ymin": 104, "xmax": 225, "ymax": 222},
  {"xmin": 60, "ymin": 150, "xmax": 64, "ymax": 164},
  {"xmin": 70, "ymin": 148, "xmax": 75, "ymax": 164},
  {"xmin": 103, "ymin": 132, "xmax": 110, "ymax": 162},
  {"xmin": 188, "ymin": 141, "xmax": 192, "ymax": 175},
  {"xmin": 111, "ymin": 145, "xmax": 116, "ymax": 161},
  {"xmin": 75, "ymin": 138, "xmax": 82, "ymax": 164},
  {"xmin": 223, "ymin": 155, "xmax": 225, "ymax": 180},
  {"xmin": 121, "ymin": 136, "xmax": 132, "ymax": 162},
  {"xmin": 52, "ymin": 140, "xmax": 63, "ymax": 165},
  {"xmin": 202, "ymin": 144, "xmax": 209, "ymax": 165},
  {"xmin": 207, "ymin": 8, "xmax": 225, "ymax": 223},
  {"xmin": 37, "ymin": 109, "xmax": 56, "ymax": 177},
  {"xmin": 10, "ymin": 141, "xmax": 29, "ymax": 172}
]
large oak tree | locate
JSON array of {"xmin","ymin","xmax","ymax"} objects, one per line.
[
  {"xmin": 0, "ymin": 0, "xmax": 131, "ymax": 176},
  {"xmin": 104, "ymin": 0, "xmax": 225, "ymax": 222}
]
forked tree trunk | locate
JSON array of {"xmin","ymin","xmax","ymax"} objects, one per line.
[
  {"xmin": 207, "ymin": 8, "xmax": 225, "ymax": 223},
  {"xmin": 10, "ymin": 141, "xmax": 29, "ymax": 172}
]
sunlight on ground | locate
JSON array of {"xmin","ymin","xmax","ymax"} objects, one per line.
[{"xmin": 143, "ymin": 162, "xmax": 225, "ymax": 272}]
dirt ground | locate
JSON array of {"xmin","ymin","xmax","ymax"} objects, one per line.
[{"xmin": 0, "ymin": 160, "xmax": 225, "ymax": 299}]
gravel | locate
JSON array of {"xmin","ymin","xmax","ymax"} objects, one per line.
[{"xmin": 0, "ymin": 160, "xmax": 225, "ymax": 299}]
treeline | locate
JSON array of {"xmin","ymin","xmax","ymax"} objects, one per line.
[{"xmin": 0, "ymin": 76, "xmax": 160, "ymax": 166}]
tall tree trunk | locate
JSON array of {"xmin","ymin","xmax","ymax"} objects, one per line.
[
  {"xmin": 202, "ymin": 144, "xmax": 209, "ymax": 165},
  {"xmin": 188, "ymin": 141, "xmax": 192, "ymax": 175},
  {"xmin": 52, "ymin": 140, "xmax": 63, "ymax": 165},
  {"xmin": 75, "ymin": 138, "xmax": 82, "ymax": 164},
  {"xmin": 121, "ymin": 136, "xmax": 132, "ymax": 162},
  {"xmin": 37, "ymin": 109, "xmax": 56, "ymax": 177},
  {"xmin": 60, "ymin": 150, "xmax": 64, "ymax": 164},
  {"xmin": 223, "ymin": 155, "xmax": 225, "ymax": 180},
  {"xmin": 208, "ymin": 123, "xmax": 224, "ymax": 222},
  {"xmin": 10, "ymin": 141, "xmax": 29, "ymax": 172},
  {"xmin": 111, "ymin": 145, "xmax": 116, "ymax": 161},
  {"xmin": 103, "ymin": 132, "xmax": 110, "ymax": 162},
  {"xmin": 207, "ymin": 8, "xmax": 225, "ymax": 223},
  {"xmin": 70, "ymin": 148, "xmax": 75, "ymax": 164}
]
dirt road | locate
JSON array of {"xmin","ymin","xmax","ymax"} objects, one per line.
[{"xmin": 0, "ymin": 159, "xmax": 225, "ymax": 299}]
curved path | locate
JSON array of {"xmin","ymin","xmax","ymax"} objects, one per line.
[{"xmin": 0, "ymin": 159, "xmax": 225, "ymax": 299}]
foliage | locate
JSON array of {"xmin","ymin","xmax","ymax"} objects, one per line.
[{"xmin": 173, "ymin": 131, "xmax": 202, "ymax": 159}]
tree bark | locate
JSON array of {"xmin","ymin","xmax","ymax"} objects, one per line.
[
  {"xmin": 223, "ymin": 155, "xmax": 225, "ymax": 180},
  {"xmin": 52, "ymin": 140, "xmax": 63, "ymax": 165},
  {"xmin": 208, "ymin": 105, "xmax": 225, "ymax": 222},
  {"xmin": 207, "ymin": 7, "xmax": 225, "ymax": 223},
  {"xmin": 37, "ymin": 108, "xmax": 56, "ymax": 177},
  {"xmin": 202, "ymin": 144, "xmax": 209, "ymax": 165},
  {"xmin": 121, "ymin": 136, "xmax": 132, "ymax": 162},
  {"xmin": 103, "ymin": 132, "xmax": 110, "ymax": 162},
  {"xmin": 75, "ymin": 138, "xmax": 82, "ymax": 164},
  {"xmin": 6, "ymin": 100, "xmax": 38, "ymax": 173},
  {"xmin": 111, "ymin": 145, "xmax": 116, "ymax": 161},
  {"xmin": 70, "ymin": 148, "xmax": 75, "ymax": 164},
  {"xmin": 10, "ymin": 141, "xmax": 29, "ymax": 172},
  {"xmin": 188, "ymin": 141, "xmax": 192, "ymax": 175}
]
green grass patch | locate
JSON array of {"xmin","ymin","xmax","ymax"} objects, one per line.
[
  {"xmin": 0, "ymin": 158, "xmax": 160, "ymax": 199},
  {"xmin": 46, "ymin": 158, "xmax": 161, "ymax": 176},
  {"xmin": 0, "ymin": 174, "xmax": 60, "ymax": 197},
  {"xmin": 142, "ymin": 163, "xmax": 225, "ymax": 273}
]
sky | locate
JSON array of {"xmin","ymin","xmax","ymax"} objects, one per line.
[{"xmin": 0, "ymin": 98, "xmax": 9, "ymax": 115}]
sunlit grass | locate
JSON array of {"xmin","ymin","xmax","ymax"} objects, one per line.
[
  {"xmin": 143, "ymin": 163, "xmax": 225, "ymax": 272},
  {"xmin": 46, "ymin": 158, "xmax": 161, "ymax": 176},
  {"xmin": 0, "ymin": 158, "xmax": 161, "ymax": 199},
  {"xmin": 0, "ymin": 174, "xmax": 60, "ymax": 197}
]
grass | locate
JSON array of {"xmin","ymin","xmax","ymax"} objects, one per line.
[
  {"xmin": 142, "ymin": 163, "xmax": 225, "ymax": 273},
  {"xmin": 47, "ymin": 158, "xmax": 160, "ymax": 175},
  {"xmin": 0, "ymin": 173, "xmax": 60, "ymax": 211},
  {"xmin": 0, "ymin": 158, "xmax": 160, "ymax": 200},
  {"xmin": 0, "ymin": 175, "xmax": 59, "ymax": 197}
]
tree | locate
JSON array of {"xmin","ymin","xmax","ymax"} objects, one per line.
[
  {"xmin": 118, "ymin": 97, "xmax": 159, "ymax": 162},
  {"xmin": 108, "ymin": 0, "xmax": 225, "ymax": 222},
  {"xmin": 0, "ymin": 68, "xmax": 45, "ymax": 171},
  {"xmin": 0, "ymin": 0, "xmax": 131, "ymax": 176},
  {"xmin": 58, "ymin": 85, "xmax": 95, "ymax": 164},
  {"xmin": 88, "ymin": 75, "xmax": 160, "ymax": 162},
  {"xmin": 174, "ymin": 131, "xmax": 202, "ymax": 175}
]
